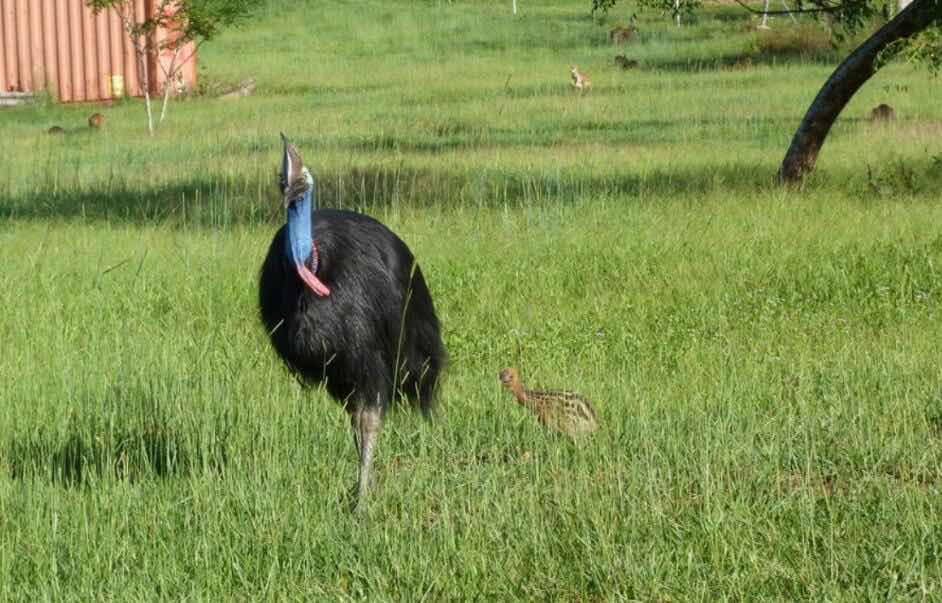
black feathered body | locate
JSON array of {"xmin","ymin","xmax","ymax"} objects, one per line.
[{"xmin": 259, "ymin": 209, "xmax": 445, "ymax": 415}]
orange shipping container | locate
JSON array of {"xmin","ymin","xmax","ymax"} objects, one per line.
[{"xmin": 0, "ymin": 0, "xmax": 196, "ymax": 102}]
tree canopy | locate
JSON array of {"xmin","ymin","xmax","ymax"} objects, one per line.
[
  {"xmin": 591, "ymin": 0, "xmax": 941, "ymax": 57},
  {"xmin": 86, "ymin": 0, "xmax": 257, "ymax": 45}
]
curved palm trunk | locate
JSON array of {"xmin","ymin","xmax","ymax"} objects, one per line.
[{"xmin": 777, "ymin": 0, "xmax": 941, "ymax": 184}]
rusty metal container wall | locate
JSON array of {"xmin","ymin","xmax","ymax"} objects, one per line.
[
  {"xmin": 1, "ymin": 0, "xmax": 18, "ymax": 93},
  {"xmin": 0, "ymin": 0, "xmax": 197, "ymax": 102}
]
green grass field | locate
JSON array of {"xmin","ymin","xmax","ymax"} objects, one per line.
[{"xmin": 2, "ymin": 0, "xmax": 942, "ymax": 599}]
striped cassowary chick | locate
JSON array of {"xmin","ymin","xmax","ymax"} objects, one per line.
[{"xmin": 499, "ymin": 368, "xmax": 598, "ymax": 437}]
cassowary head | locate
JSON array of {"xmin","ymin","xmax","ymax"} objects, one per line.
[
  {"xmin": 278, "ymin": 134, "xmax": 330, "ymax": 297},
  {"xmin": 280, "ymin": 133, "xmax": 314, "ymax": 208},
  {"xmin": 500, "ymin": 368, "xmax": 527, "ymax": 403},
  {"xmin": 499, "ymin": 368, "xmax": 520, "ymax": 388}
]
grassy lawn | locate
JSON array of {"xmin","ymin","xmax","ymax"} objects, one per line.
[{"xmin": 1, "ymin": 0, "xmax": 941, "ymax": 599}]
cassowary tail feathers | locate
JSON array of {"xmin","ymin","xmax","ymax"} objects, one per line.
[{"xmin": 396, "ymin": 263, "xmax": 447, "ymax": 417}]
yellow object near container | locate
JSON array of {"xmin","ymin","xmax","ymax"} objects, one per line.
[{"xmin": 110, "ymin": 75, "xmax": 125, "ymax": 98}]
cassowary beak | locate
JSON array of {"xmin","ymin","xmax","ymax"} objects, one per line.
[{"xmin": 281, "ymin": 133, "xmax": 309, "ymax": 208}]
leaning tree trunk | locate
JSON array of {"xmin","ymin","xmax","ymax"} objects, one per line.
[{"xmin": 777, "ymin": 0, "xmax": 941, "ymax": 184}]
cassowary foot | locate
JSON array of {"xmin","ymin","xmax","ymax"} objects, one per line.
[{"xmin": 349, "ymin": 404, "xmax": 383, "ymax": 513}]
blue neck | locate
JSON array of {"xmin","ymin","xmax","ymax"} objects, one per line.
[{"xmin": 285, "ymin": 186, "xmax": 314, "ymax": 267}]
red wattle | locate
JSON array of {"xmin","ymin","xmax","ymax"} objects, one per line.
[{"xmin": 296, "ymin": 263, "xmax": 331, "ymax": 297}]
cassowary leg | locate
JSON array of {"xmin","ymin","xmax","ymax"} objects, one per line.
[{"xmin": 350, "ymin": 402, "xmax": 383, "ymax": 510}]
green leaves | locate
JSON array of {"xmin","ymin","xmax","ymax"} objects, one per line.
[
  {"xmin": 592, "ymin": 0, "xmax": 938, "ymax": 46},
  {"xmin": 86, "ymin": 0, "xmax": 259, "ymax": 45},
  {"xmin": 881, "ymin": 21, "xmax": 942, "ymax": 72}
]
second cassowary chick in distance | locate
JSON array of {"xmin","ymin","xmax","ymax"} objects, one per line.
[{"xmin": 259, "ymin": 135, "xmax": 447, "ymax": 510}]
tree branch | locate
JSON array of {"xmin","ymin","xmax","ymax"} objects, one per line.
[{"xmin": 732, "ymin": 0, "xmax": 866, "ymax": 15}]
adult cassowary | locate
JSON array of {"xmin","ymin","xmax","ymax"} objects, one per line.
[{"xmin": 259, "ymin": 135, "xmax": 446, "ymax": 509}]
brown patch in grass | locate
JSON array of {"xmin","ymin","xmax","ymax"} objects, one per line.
[
  {"xmin": 750, "ymin": 24, "xmax": 836, "ymax": 61},
  {"xmin": 881, "ymin": 466, "xmax": 940, "ymax": 490},
  {"xmin": 869, "ymin": 119, "xmax": 942, "ymax": 144},
  {"xmin": 727, "ymin": 55, "xmax": 754, "ymax": 70},
  {"xmin": 778, "ymin": 472, "xmax": 847, "ymax": 498},
  {"xmin": 779, "ymin": 469, "xmax": 939, "ymax": 499},
  {"xmin": 609, "ymin": 25, "xmax": 635, "ymax": 45}
]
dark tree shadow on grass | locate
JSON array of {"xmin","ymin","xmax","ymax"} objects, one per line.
[
  {"xmin": 4, "ymin": 151, "xmax": 939, "ymax": 226},
  {"xmin": 4, "ymin": 383, "xmax": 233, "ymax": 486},
  {"xmin": 648, "ymin": 49, "xmax": 843, "ymax": 72},
  {"xmin": 0, "ymin": 164, "xmax": 774, "ymax": 225}
]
